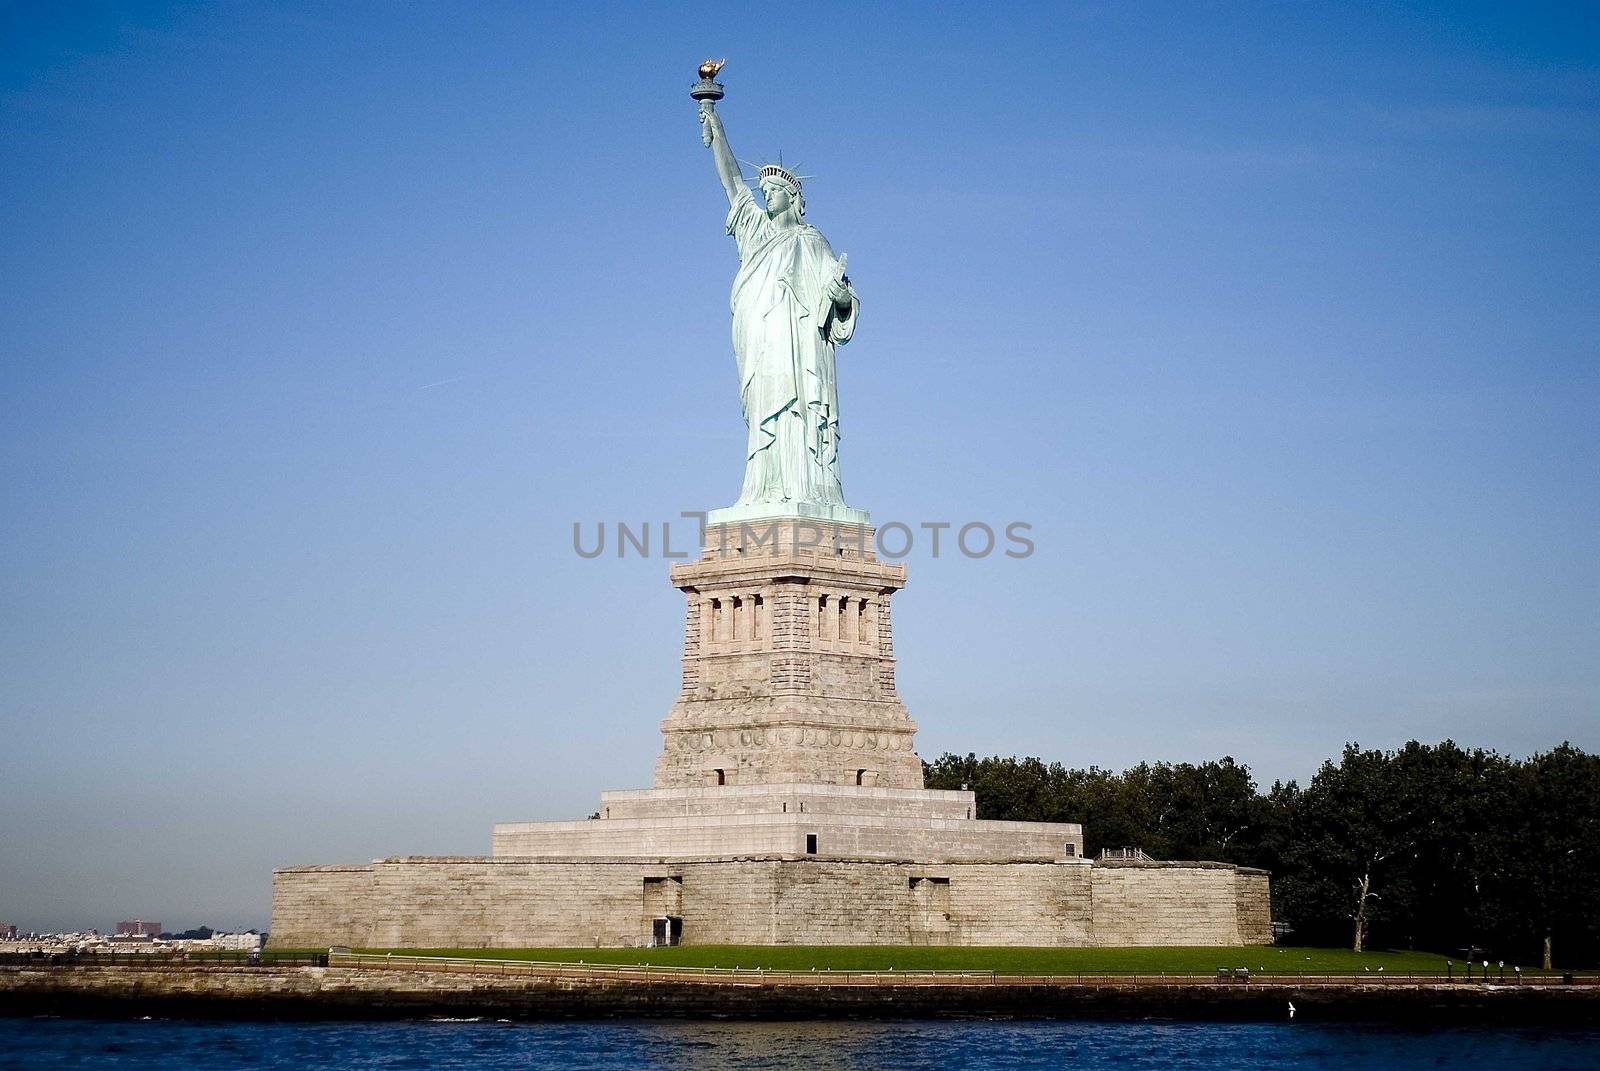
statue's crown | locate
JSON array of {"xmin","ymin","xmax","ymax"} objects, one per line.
[{"xmin": 757, "ymin": 163, "xmax": 802, "ymax": 194}]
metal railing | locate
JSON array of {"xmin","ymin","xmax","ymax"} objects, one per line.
[
  {"xmin": 3, "ymin": 950, "xmax": 1589, "ymax": 988},
  {"xmin": 324, "ymin": 953, "xmax": 1598, "ymax": 988},
  {"xmin": 0, "ymin": 951, "xmax": 328, "ymax": 968}
]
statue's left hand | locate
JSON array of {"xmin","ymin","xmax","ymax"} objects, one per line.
[
  {"xmin": 826, "ymin": 255, "xmax": 852, "ymax": 307},
  {"xmin": 827, "ymin": 276, "xmax": 853, "ymax": 308}
]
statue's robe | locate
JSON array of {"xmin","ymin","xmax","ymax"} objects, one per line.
[{"xmin": 726, "ymin": 185, "xmax": 859, "ymax": 509}]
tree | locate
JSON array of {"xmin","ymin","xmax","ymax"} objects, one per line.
[
  {"xmin": 1514, "ymin": 745, "xmax": 1600, "ymax": 968},
  {"xmin": 924, "ymin": 753, "xmax": 1280, "ymax": 867},
  {"xmin": 1278, "ymin": 746, "xmax": 1419, "ymax": 950},
  {"xmin": 926, "ymin": 741, "xmax": 1596, "ymax": 962}
]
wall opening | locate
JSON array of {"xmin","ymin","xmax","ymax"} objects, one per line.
[
  {"xmin": 909, "ymin": 876, "xmax": 953, "ymax": 946},
  {"xmin": 805, "ymin": 834, "xmax": 817, "ymax": 855},
  {"xmin": 1064, "ymin": 842, "xmax": 1076, "ymax": 857},
  {"xmin": 643, "ymin": 876, "xmax": 684, "ymax": 947},
  {"xmin": 714, "ymin": 768, "xmax": 725, "ymax": 786},
  {"xmin": 855, "ymin": 769, "xmax": 866, "ymax": 786},
  {"xmin": 650, "ymin": 916, "xmax": 683, "ymax": 947}
]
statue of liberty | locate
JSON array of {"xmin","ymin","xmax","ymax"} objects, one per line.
[{"xmin": 696, "ymin": 69, "xmax": 865, "ymax": 525}]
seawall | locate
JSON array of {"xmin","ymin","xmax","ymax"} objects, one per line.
[{"xmin": 3, "ymin": 966, "xmax": 1596, "ymax": 1024}]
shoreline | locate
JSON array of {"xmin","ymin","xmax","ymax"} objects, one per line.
[{"xmin": 3, "ymin": 965, "xmax": 1597, "ymax": 1024}]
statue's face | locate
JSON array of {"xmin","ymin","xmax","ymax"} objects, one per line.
[{"xmin": 760, "ymin": 179, "xmax": 792, "ymax": 216}]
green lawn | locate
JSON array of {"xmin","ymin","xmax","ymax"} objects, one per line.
[{"xmin": 348, "ymin": 945, "xmax": 1487, "ymax": 976}]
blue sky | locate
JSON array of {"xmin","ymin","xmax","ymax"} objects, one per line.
[{"xmin": 1, "ymin": 2, "xmax": 1595, "ymax": 931}]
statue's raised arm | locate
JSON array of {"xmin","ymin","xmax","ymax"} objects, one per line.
[
  {"xmin": 691, "ymin": 60, "xmax": 743, "ymax": 205},
  {"xmin": 699, "ymin": 100, "xmax": 744, "ymax": 206}
]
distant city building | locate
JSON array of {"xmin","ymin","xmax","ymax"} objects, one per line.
[
  {"xmin": 115, "ymin": 919, "xmax": 161, "ymax": 937},
  {"xmin": 2, "ymin": 927, "xmax": 263, "ymax": 955},
  {"xmin": 0, "ymin": 923, "xmax": 17, "ymax": 939},
  {"xmin": 211, "ymin": 931, "xmax": 264, "ymax": 951}
]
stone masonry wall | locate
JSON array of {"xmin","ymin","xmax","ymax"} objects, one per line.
[
  {"xmin": 364, "ymin": 859, "xmax": 649, "ymax": 948},
  {"xmin": 948, "ymin": 863, "xmax": 1096, "ymax": 946},
  {"xmin": 1089, "ymin": 862, "xmax": 1265, "ymax": 946},
  {"xmin": 598, "ymin": 785, "xmax": 975, "ymax": 821},
  {"xmin": 275, "ymin": 860, "xmax": 665, "ymax": 949},
  {"xmin": 1235, "ymin": 868, "xmax": 1272, "ymax": 944},
  {"xmin": 272, "ymin": 857, "xmax": 1270, "ymax": 949},
  {"xmin": 271, "ymin": 866, "xmax": 377, "ymax": 948},
  {"xmin": 490, "ymin": 814, "xmax": 1082, "ymax": 863}
]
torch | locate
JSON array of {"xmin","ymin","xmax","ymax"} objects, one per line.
[{"xmin": 692, "ymin": 59, "xmax": 726, "ymax": 146}]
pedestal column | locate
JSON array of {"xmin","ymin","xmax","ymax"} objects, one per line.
[{"xmin": 654, "ymin": 518, "xmax": 923, "ymax": 788}]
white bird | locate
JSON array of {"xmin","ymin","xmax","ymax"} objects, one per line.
[{"xmin": 1288, "ymin": 1001, "xmax": 1297, "ymax": 1020}]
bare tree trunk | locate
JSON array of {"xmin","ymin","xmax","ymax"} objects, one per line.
[
  {"xmin": 1353, "ymin": 872, "xmax": 1372, "ymax": 953},
  {"xmin": 1544, "ymin": 934, "xmax": 1552, "ymax": 971}
]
